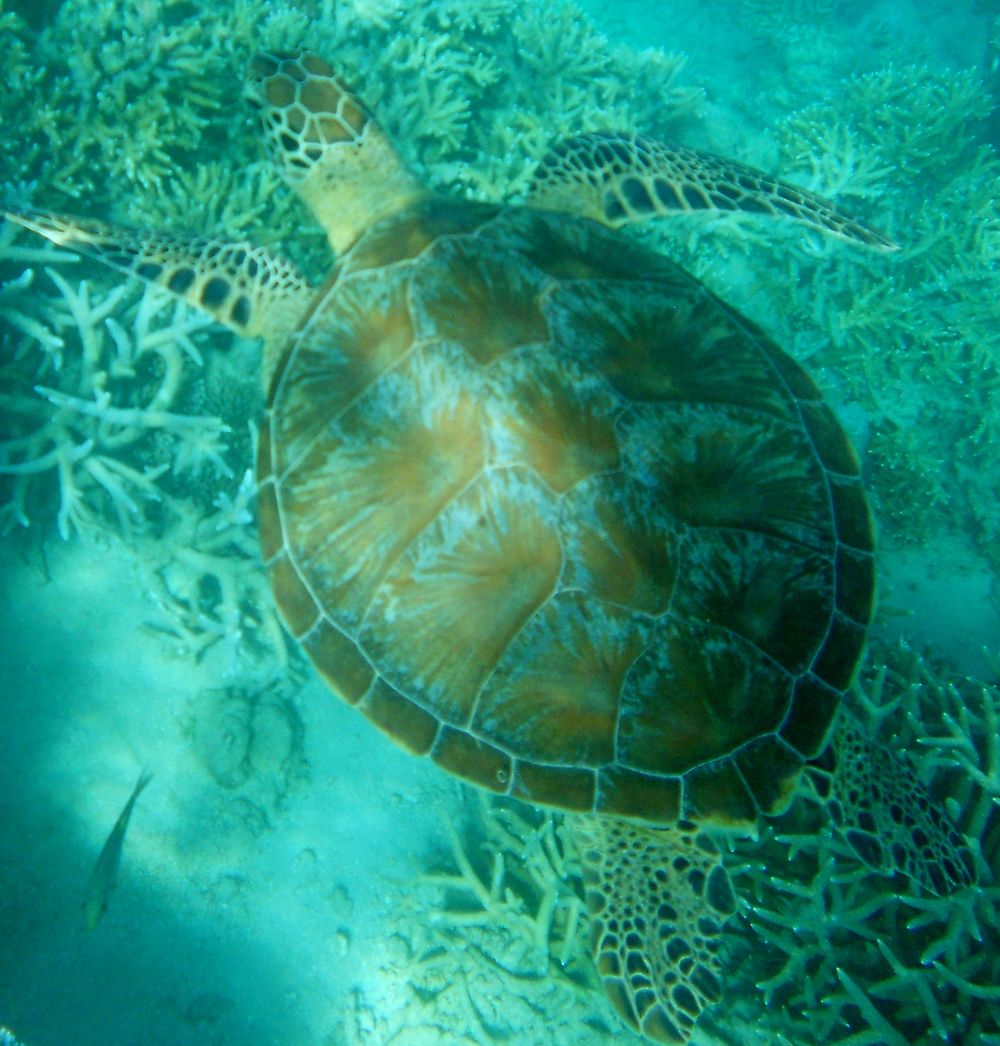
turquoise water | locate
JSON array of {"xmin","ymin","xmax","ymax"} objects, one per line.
[{"xmin": 1, "ymin": 2, "xmax": 998, "ymax": 1044}]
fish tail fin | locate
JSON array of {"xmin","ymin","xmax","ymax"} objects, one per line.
[{"xmin": 125, "ymin": 769, "xmax": 154, "ymax": 812}]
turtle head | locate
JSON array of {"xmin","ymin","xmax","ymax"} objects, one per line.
[{"xmin": 246, "ymin": 51, "xmax": 427, "ymax": 255}]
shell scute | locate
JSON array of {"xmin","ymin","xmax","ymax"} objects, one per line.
[
  {"xmin": 620, "ymin": 403, "xmax": 833, "ymax": 550},
  {"xmin": 278, "ymin": 342, "xmax": 486, "ymax": 631},
  {"xmin": 430, "ymin": 726, "xmax": 512, "ymax": 793},
  {"xmin": 673, "ymin": 528, "xmax": 833, "ymax": 674},
  {"xmin": 302, "ymin": 619, "xmax": 374, "ymax": 705},
  {"xmin": 511, "ymin": 760, "xmax": 597, "ymax": 811},
  {"xmin": 779, "ymin": 675, "xmax": 843, "ymax": 758},
  {"xmin": 561, "ymin": 476, "xmax": 681, "ymax": 616},
  {"xmin": 615, "ymin": 618, "xmax": 792, "ymax": 778},
  {"xmin": 269, "ymin": 266, "xmax": 415, "ymax": 469},
  {"xmin": 596, "ymin": 765, "xmax": 683, "ymax": 821},
  {"xmin": 545, "ymin": 278, "xmax": 791, "ymax": 415},
  {"xmin": 360, "ymin": 678, "xmax": 440, "ymax": 754},
  {"xmin": 734, "ymin": 736, "xmax": 804, "ymax": 816},
  {"xmin": 473, "ymin": 593, "xmax": 648, "ymax": 767},
  {"xmin": 358, "ymin": 467, "xmax": 563, "ymax": 725},
  {"xmin": 485, "ymin": 352, "xmax": 622, "ymax": 493},
  {"xmin": 681, "ymin": 757, "xmax": 758, "ymax": 825},
  {"xmin": 412, "ymin": 236, "xmax": 550, "ymax": 365}
]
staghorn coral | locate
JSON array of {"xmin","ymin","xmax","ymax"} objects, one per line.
[
  {"xmin": 135, "ymin": 465, "xmax": 292, "ymax": 674},
  {"xmin": 348, "ymin": 791, "xmax": 620, "ymax": 1046},
  {"xmin": 0, "ymin": 245, "xmax": 229, "ymax": 538},
  {"xmin": 0, "ymin": 0, "xmax": 339, "ymax": 263},
  {"xmin": 0, "ymin": 218, "xmax": 75, "ymax": 353},
  {"xmin": 709, "ymin": 641, "xmax": 1000, "ymax": 1045},
  {"xmin": 416, "ymin": 793, "xmax": 588, "ymax": 978},
  {"xmin": 326, "ymin": 0, "xmax": 702, "ymax": 201},
  {"xmin": 15, "ymin": 0, "xmax": 225, "ymax": 200},
  {"xmin": 0, "ymin": 222, "xmax": 286, "ymax": 672},
  {"xmin": 775, "ymin": 68, "xmax": 1000, "ymax": 557},
  {"xmin": 775, "ymin": 120, "xmax": 896, "ymax": 203},
  {"xmin": 0, "ymin": 5, "xmax": 41, "ymax": 186},
  {"xmin": 2, "ymin": 0, "xmax": 701, "ymax": 256},
  {"xmin": 835, "ymin": 66, "xmax": 993, "ymax": 176},
  {"xmin": 722, "ymin": 0, "xmax": 856, "ymax": 109},
  {"xmin": 736, "ymin": 0, "xmax": 838, "ymax": 32}
]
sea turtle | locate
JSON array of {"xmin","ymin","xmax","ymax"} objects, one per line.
[{"xmin": 4, "ymin": 50, "xmax": 976, "ymax": 1043}]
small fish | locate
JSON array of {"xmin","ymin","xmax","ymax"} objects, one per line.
[{"xmin": 82, "ymin": 770, "xmax": 153, "ymax": 930}]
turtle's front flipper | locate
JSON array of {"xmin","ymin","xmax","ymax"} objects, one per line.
[
  {"xmin": 528, "ymin": 131, "xmax": 898, "ymax": 251},
  {"xmin": 572, "ymin": 816, "xmax": 736, "ymax": 1043},
  {"xmin": 2, "ymin": 208, "xmax": 311, "ymax": 367},
  {"xmin": 812, "ymin": 710, "xmax": 978, "ymax": 895}
]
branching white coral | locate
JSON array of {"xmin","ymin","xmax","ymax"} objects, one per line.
[
  {"xmin": 411, "ymin": 793, "xmax": 587, "ymax": 976},
  {"xmin": 1, "ymin": 265, "xmax": 224, "ymax": 538},
  {"xmin": 139, "ymin": 471, "xmax": 291, "ymax": 676},
  {"xmin": 779, "ymin": 118, "xmax": 896, "ymax": 201},
  {"xmin": 357, "ymin": 792, "xmax": 600, "ymax": 1046}
]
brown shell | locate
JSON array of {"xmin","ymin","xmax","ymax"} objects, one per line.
[{"xmin": 257, "ymin": 196, "xmax": 874, "ymax": 828}]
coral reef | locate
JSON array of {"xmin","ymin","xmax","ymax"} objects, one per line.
[
  {"xmin": 712, "ymin": 641, "xmax": 1000, "ymax": 1044},
  {"xmin": 736, "ymin": 0, "xmax": 837, "ymax": 35},
  {"xmin": 775, "ymin": 66, "xmax": 999, "ymax": 563},
  {"xmin": 0, "ymin": 223, "xmax": 286, "ymax": 672},
  {"xmin": 416, "ymin": 794, "xmax": 587, "ymax": 978},
  {"xmin": 2, "ymin": 2, "xmax": 996, "ymax": 1043},
  {"xmin": 134, "ymin": 465, "xmax": 292, "ymax": 674},
  {"xmin": 347, "ymin": 792, "xmax": 619, "ymax": 1046},
  {"xmin": 1, "ymin": 0, "xmax": 700, "ymax": 269},
  {"xmin": 0, "ymin": 261, "xmax": 223, "ymax": 538},
  {"xmin": 325, "ymin": 0, "xmax": 703, "ymax": 203}
]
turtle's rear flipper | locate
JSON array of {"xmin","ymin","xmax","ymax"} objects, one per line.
[
  {"xmin": 528, "ymin": 131, "xmax": 898, "ymax": 251},
  {"xmin": 812, "ymin": 710, "xmax": 977, "ymax": 895},
  {"xmin": 572, "ymin": 817, "xmax": 736, "ymax": 1043}
]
